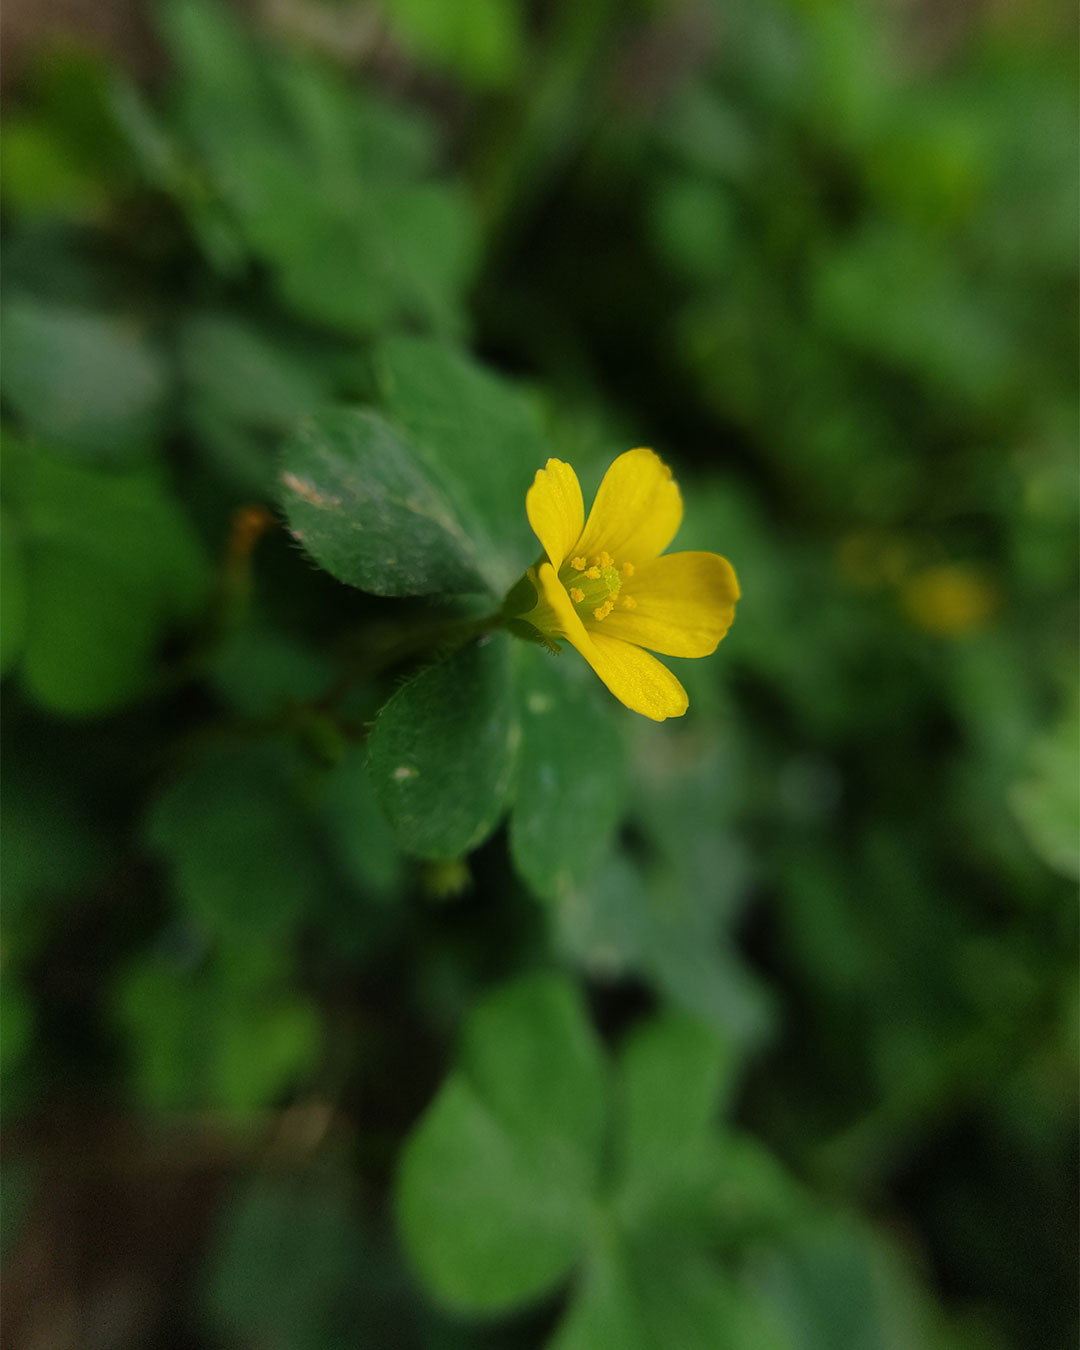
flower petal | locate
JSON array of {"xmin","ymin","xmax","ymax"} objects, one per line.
[
  {"xmin": 534, "ymin": 563, "xmax": 689, "ymax": 720},
  {"xmin": 599, "ymin": 551, "xmax": 739, "ymax": 657},
  {"xmin": 526, "ymin": 458, "xmax": 584, "ymax": 569},
  {"xmin": 574, "ymin": 448, "xmax": 683, "ymax": 566},
  {"xmin": 586, "ymin": 632, "xmax": 689, "ymax": 721}
]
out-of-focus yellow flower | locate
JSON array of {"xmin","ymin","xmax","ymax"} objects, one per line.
[
  {"xmin": 901, "ymin": 563, "xmax": 999, "ymax": 635},
  {"xmin": 505, "ymin": 449, "xmax": 739, "ymax": 720},
  {"xmin": 421, "ymin": 858, "xmax": 472, "ymax": 900}
]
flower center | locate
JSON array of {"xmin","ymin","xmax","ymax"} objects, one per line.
[{"xmin": 560, "ymin": 552, "xmax": 636, "ymax": 622}]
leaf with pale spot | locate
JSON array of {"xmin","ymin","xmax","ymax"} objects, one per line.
[
  {"xmin": 367, "ymin": 634, "xmax": 517, "ymax": 860},
  {"xmin": 279, "ymin": 408, "xmax": 489, "ymax": 597}
]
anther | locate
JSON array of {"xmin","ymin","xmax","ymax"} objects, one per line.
[
  {"xmin": 598, "ymin": 551, "xmax": 614, "ymax": 568},
  {"xmin": 621, "ymin": 561, "xmax": 635, "ymax": 578},
  {"xmin": 621, "ymin": 595, "xmax": 637, "ymax": 609},
  {"xmin": 584, "ymin": 566, "xmax": 601, "ymax": 579},
  {"xmin": 569, "ymin": 587, "xmax": 585, "ymax": 603},
  {"xmin": 571, "ymin": 557, "xmax": 587, "ymax": 571},
  {"xmin": 592, "ymin": 601, "xmax": 613, "ymax": 621}
]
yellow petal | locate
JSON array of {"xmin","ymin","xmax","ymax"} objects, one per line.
[
  {"xmin": 587, "ymin": 632, "xmax": 689, "ymax": 720},
  {"xmin": 574, "ymin": 448, "xmax": 683, "ymax": 566},
  {"xmin": 534, "ymin": 563, "xmax": 689, "ymax": 721},
  {"xmin": 526, "ymin": 458, "xmax": 584, "ymax": 569},
  {"xmin": 599, "ymin": 551, "xmax": 739, "ymax": 657}
]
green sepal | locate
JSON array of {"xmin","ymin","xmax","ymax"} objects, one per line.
[
  {"xmin": 501, "ymin": 568, "xmax": 538, "ymax": 619},
  {"xmin": 505, "ymin": 617, "xmax": 562, "ymax": 653},
  {"xmin": 502, "ymin": 567, "xmax": 563, "ymax": 651}
]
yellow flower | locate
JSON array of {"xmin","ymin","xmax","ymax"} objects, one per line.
[
  {"xmin": 900, "ymin": 563, "xmax": 998, "ymax": 636},
  {"xmin": 505, "ymin": 448, "xmax": 739, "ymax": 720}
]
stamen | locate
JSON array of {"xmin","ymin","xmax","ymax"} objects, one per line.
[
  {"xmin": 621, "ymin": 595, "xmax": 637, "ymax": 609},
  {"xmin": 562, "ymin": 552, "xmax": 624, "ymax": 620},
  {"xmin": 621, "ymin": 561, "xmax": 635, "ymax": 578}
]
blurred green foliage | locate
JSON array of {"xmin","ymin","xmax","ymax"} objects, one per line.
[{"xmin": 1, "ymin": 1, "xmax": 1076, "ymax": 1347}]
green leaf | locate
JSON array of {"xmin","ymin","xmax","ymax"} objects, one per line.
[
  {"xmin": 3, "ymin": 442, "xmax": 208, "ymax": 715},
  {"xmin": 547, "ymin": 1226, "xmax": 648, "ymax": 1350},
  {"xmin": 108, "ymin": 77, "xmax": 248, "ymax": 274},
  {"xmin": 650, "ymin": 176, "xmax": 737, "ymax": 283},
  {"xmin": 380, "ymin": 0, "xmax": 525, "ymax": 90},
  {"xmin": 746, "ymin": 1218, "xmax": 933, "ymax": 1350},
  {"xmin": 556, "ymin": 857, "xmax": 773, "ymax": 1049},
  {"xmin": 699, "ymin": 1133, "xmax": 809, "ymax": 1249},
  {"xmin": 626, "ymin": 1242, "xmax": 759, "ymax": 1350},
  {"xmin": 1010, "ymin": 710, "xmax": 1080, "ymax": 880},
  {"xmin": 20, "ymin": 544, "xmax": 163, "ymax": 714},
  {"xmin": 11, "ymin": 45, "xmax": 136, "ymax": 198},
  {"xmin": 279, "ymin": 409, "xmax": 489, "ymax": 597},
  {"xmin": 116, "ymin": 944, "xmax": 320, "ymax": 1113},
  {"xmin": 551, "ymin": 1226, "xmax": 775, "ymax": 1350},
  {"xmin": 634, "ymin": 869, "xmax": 773, "ymax": 1049},
  {"xmin": 178, "ymin": 311, "xmax": 328, "ymax": 432},
  {"xmin": 0, "ymin": 119, "xmax": 109, "ymax": 220},
  {"xmin": 368, "ymin": 634, "xmax": 517, "ymax": 860},
  {"xmin": 159, "ymin": 0, "xmax": 476, "ymax": 335},
  {"xmin": 614, "ymin": 1012, "xmax": 737, "ymax": 1223},
  {"xmin": 562, "ymin": 717, "xmax": 775, "ymax": 1047},
  {"xmin": 810, "ymin": 224, "xmax": 1015, "ymax": 407},
  {"xmin": 375, "ymin": 336, "xmax": 547, "ymax": 593},
  {"xmin": 264, "ymin": 181, "xmax": 475, "ymax": 339},
  {"xmin": 509, "ymin": 642, "xmax": 625, "ymax": 902},
  {"xmin": 400, "ymin": 1077, "xmax": 576, "ymax": 1311},
  {"xmin": 396, "ymin": 973, "xmax": 605, "ymax": 1312},
  {"xmin": 1, "ymin": 297, "xmax": 167, "ymax": 459},
  {"xmin": 145, "ymin": 742, "xmax": 329, "ymax": 938},
  {"xmin": 397, "ymin": 986, "xmax": 796, "ymax": 1335},
  {"xmin": 458, "ymin": 972, "xmax": 607, "ymax": 1159}
]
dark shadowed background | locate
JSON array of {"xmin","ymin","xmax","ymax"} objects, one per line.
[{"xmin": 1, "ymin": 1, "xmax": 1077, "ymax": 1347}]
